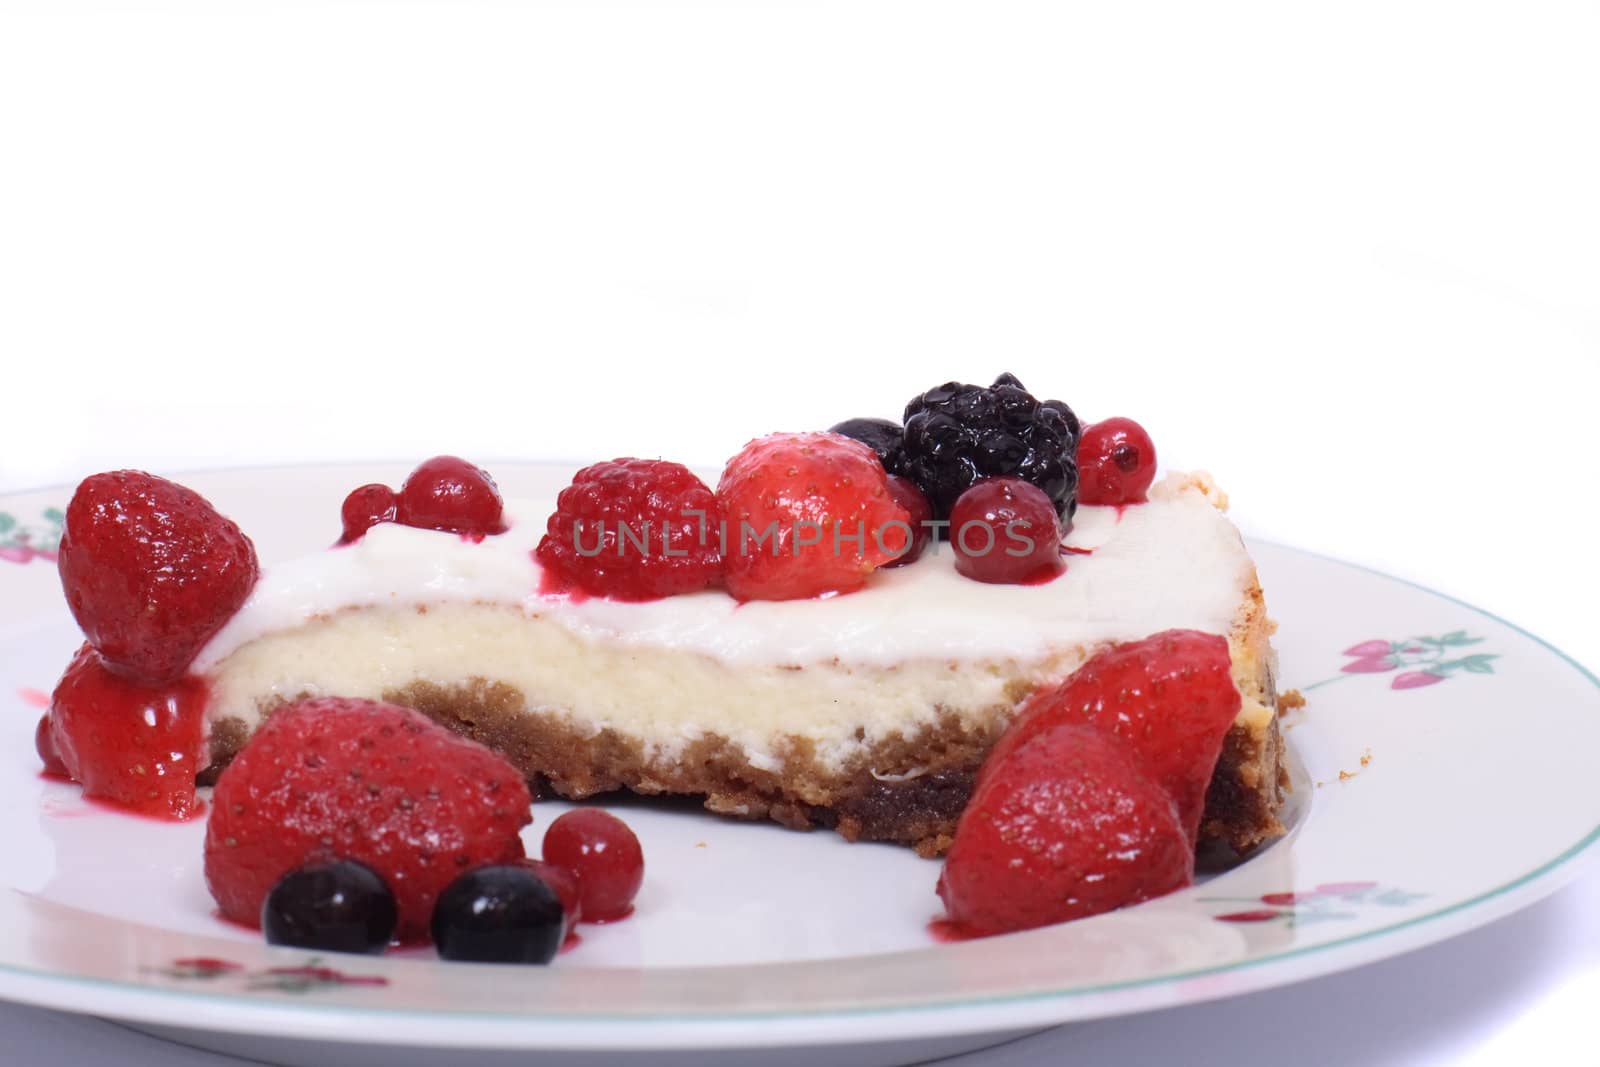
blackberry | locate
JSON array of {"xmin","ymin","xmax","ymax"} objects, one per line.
[
  {"xmin": 827, "ymin": 418, "xmax": 905, "ymax": 472},
  {"xmin": 899, "ymin": 373, "xmax": 1081, "ymax": 524}
]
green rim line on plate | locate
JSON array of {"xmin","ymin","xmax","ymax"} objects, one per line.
[{"xmin": 0, "ymin": 540, "xmax": 1595, "ymax": 1026}]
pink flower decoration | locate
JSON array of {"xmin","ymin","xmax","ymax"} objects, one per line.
[
  {"xmin": 1341, "ymin": 655, "xmax": 1397, "ymax": 674},
  {"xmin": 1392, "ymin": 671, "xmax": 1445, "ymax": 690},
  {"xmin": 1314, "ymin": 881, "xmax": 1379, "ymax": 895},
  {"xmin": 0, "ymin": 546, "xmax": 34, "ymax": 564},
  {"xmin": 1343, "ymin": 640, "xmax": 1392, "ymax": 657},
  {"xmin": 1216, "ymin": 909, "xmax": 1281, "ymax": 923}
]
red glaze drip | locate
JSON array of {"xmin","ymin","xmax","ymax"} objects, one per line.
[
  {"xmin": 927, "ymin": 918, "xmax": 983, "ymax": 943},
  {"xmin": 1060, "ymin": 545, "xmax": 1094, "ymax": 557},
  {"xmin": 48, "ymin": 644, "xmax": 208, "ymax": 820},
  {"xmin": 560, "ymin": 929, "xmax": 584, "ymax": 954},
  {"xmin": 536, "ymin": 563, "xmax": 591, "ymax": 602},
  {"xmin": 1018, "ymin": 562, "xmax": 1066, "ymax": 586}
]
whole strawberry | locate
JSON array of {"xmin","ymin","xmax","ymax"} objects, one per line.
[
  {"xmin": 938, "ymin": 724, "xmax": 1192, "ymax": 935},
  {"xmin": 537, "ymin": 458, "xmax": 723, "ymax": 600},
  {"xmin": 58, "ymin": 471, "xmax": 259, "ymax": 683},
  {"xmin": 717, "ymin": 432, "xmax": 909, "ymax": 601},
  {"xmin": 980, "ymin": 629, "xmax": 1240, "ymax": 847},
  {"xmin": 204, "ymin": 698, "xmax": 532, "ymax": 943}
]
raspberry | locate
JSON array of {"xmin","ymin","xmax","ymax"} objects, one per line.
[
  {"xmin": 541, "ymin": 809, "xmax": 644, "ymax": 922},
  {"xmin": 937, "ymin": 723, "xmax": 1191, "ymax": 935},
  {"xmin": 979, "ymin": 630, "xmax": 1241, "ymax": 847},
  {"xmin": 204, "ymin": 697, "xmax": 531, "ymax": 943},
  {"xmin": 882, "ymin": 475, "xmax": 933, "ymax": 568},
  {"xmin": 899, "ymin": 373, "xmax": 1081, "ymax": 525},
  {"xmin": 57, "ymin": 471, "xmax": 260, "ymax": 683},
  {"xmin": 948, "ymin": 478, "xmax": 1063, "ymax": 584},
  {"xmin": 716, "ymin": 432, "xmax": 909, "ymax": 601},
  {"xmin": 339, "ymin": 483, "xmax": 399, "ymax": 544},
  {"xmin": 48, "ymin": 643, "xmax": 208, "ymax": 818},
  {"xmin": 536, "ymin": 459, "xmax": 722, "ymax": 601},
  {"xmin": 1077, "ymin": 417, "xmax": 1158, "ymax": 506},
  {"xmin": 396, "ymin": 456, "xmax": 507, "ymax": 539}
]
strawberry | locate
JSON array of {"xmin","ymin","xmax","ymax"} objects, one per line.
[
  {"xmin": 57, "ymin": 471, "xmax": 259, "ymax": 683},
  {"xmin": 204, "ymin": 697, "xmax": 531, "ymax": 943},
  {"xmin": 938, "ymin": 723, "xmax": 1192, "ymax": 935},
  {"xmin": 980, "ymin": 630, "xmax": 1240, "ymax": 846},
  {"xmin": 716, "ymin": 432, "xmax": 909, "ymax": 601},
  {"xmin": 47, "ymin": 642, "xmax": 208, "ymax": 818}
]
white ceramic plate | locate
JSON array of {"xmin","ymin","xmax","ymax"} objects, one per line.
[{"xmin": 1, "ymin": 464, "xmax": 1596, "ymax": 1067}]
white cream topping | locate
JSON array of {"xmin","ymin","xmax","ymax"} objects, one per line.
[{"xmin": 194, "ymin": 478, "xmax": 1252, "ymax": 674}]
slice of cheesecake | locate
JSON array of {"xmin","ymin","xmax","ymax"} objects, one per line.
[{"xmin": 192, "ymin": 470, "xmax": 1286, "ymax": 857}]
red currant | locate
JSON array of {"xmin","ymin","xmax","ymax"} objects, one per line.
[
  {"xmin": 949, "ymin": 478, "xmax": 1062, "ymax": 585},
  {"xmin": 1077, "ymin": 417, "xmax": 1157, "ymax": 506},
  {"xmin": 35, "ymin": 713, "xmax": 68, "ymax": 777},
  {"xmin": 338, "ymin": 483, "xmax": 398, "ymax": 544},
  {"xmin": 396, "ymin": 456, "xmax": 507, "ymax": 538},
  {"xmin": 519, "ymin": 858, "xmax": 583, "ymax": 935},
  {"xmin": 882, "ymin": 475, "xmax": 933, "ymax": 568},
  {"xmin": 541, "ymin": 810, "xmax": 644, "ymax": 922}
]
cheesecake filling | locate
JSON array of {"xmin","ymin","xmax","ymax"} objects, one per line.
[{"xmin": 195, "ymin": 474, "xmax": 1260, "ymax": 774}]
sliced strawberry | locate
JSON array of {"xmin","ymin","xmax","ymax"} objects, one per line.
[
  {"xmin": 981, "ymin": 629, "xmax": 1240, "ymax": 846},
  {"xmin": 57, "ymin": 471, "xmax": 259, "ymax": 683},
  {"xmin": 938, "ymin": 723, "xmax": 1192, "ymax": 935}
]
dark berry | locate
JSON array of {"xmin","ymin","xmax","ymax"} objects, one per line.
[
  {"xmin": 882, "ymin": 475, "xmax": 933, "ymax": 568},
  {"xmin": 1077, "ymin": 418, "xmax": 1158, "ymax": 506},
  {"xmin": 262, "ymin": 861, "xmax": 397, "ymax": 955},
  {"xmin": 432, "ymin": 865, "xmax": 566, "ymax": 964},
  {"xmin": 949, "ymin": 478, "xmax": 1063, "ymax": 585},
  {"xmin": 828, "ymin": 418, "xmax": 905, "ymax": 471},
  {"xmin": 899, "ymin": 373, "xmax": 1080, "ymax": 526},
  {"xmin": 542, "ymin": 810, "xmax": 644, "ymax": 922},
  {"xmin": 537, "ymin": 459, "xmax": 722, "ymax": 600},
  {"xmin": 338, "ymin": 483, "xmax": 398, "ymax": 544},
  {"xmin": 397, "ymin": 456, "xmax": 507, "ymax": 539},
  {"xmin": 35, "ymin": 714, "xmax": 68, "ymax": 777}
]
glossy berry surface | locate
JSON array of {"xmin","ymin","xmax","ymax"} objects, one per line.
[
  {"xmin": 35, "ymin": 714, "xmax": 68, "ymax": 778},
  {"xmin": 536, "ymin": 458, "xmax": 723, "ymax": 600},
  {"xmin": 519, "ymin": 858, "xmax": 583, "ymax": 936},
  {"xmin": 828, "ymin": 418, "xmax": 905, "ymax": 471},
  {"xmin": 204, "ymin": 697, "xmax": 530, "ymax": 943},
  {"xmin": 262, "ymin": 861, "xmax": 398, "ymax": 955},
  {"xmin": 978, "ymin": 629, "xmax": 1240, "ymax": 848},
  {"xmin": 432, "ymin": 865, "xmax": 566, "ymax": 964},
  {"xmin": 541, "ymin": 809, "xmax": 644, "ymax": 922},
  {"xmin": 48, "ymin": 642, "xmax": 207, "ymax": 818},
  {"xmin": 1077, "ymin": 417, "xmax": 1158, "ymax": 506},
  {"xmin": 396, "ymin": 456, "xmax": 507, "ymax": 538},
  {"xmin": 339, "ymin": 483, "xmax": 399, "ymax": 544},
  {"xmin": 899, "ymin": 373, "xmax": 1081, "ymax": 524},
  {"xmin": 57, "ymin": 470, "xmax": 259, "ymax": 683},
  {"xmin": 948, "ymin": 478, "xmax": 1062, "ymax": 585},
  {"xmin": 938, "ymin": 723, "xmax": 1192, "ymax": 935},
  {"xmin": 881, "ymin": 475, "xmax": 933, "ymax": 568},
  {"xmin": 716, "ymin": 432, "xmax": 909, "ymax": 601}
]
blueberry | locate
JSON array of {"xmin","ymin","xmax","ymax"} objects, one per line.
[
  {"xmin": 827, "ymin": 418, "xmax": 905, "ymax": 471},
  {"xmin": 262, "ymin": 860, "xmax": 396, "ymax": 955},
  {"xmin": 431, "ymin": 865, "xmax": 566, "ymax": 964}
]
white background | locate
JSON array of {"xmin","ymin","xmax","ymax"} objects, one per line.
[{"xmin": 1, "ymin": 1, "xmax": 1596, "ymax": 1063}]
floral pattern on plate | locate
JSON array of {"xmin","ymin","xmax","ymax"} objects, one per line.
[
  {"xmin": 1304, "ymin": 631, "xmax": 1499, "ymax": 692},
  {"xmin": 1206, "ymin": 882, "xmax": 1428, "ymax": 925},
  {"xmin": 0, "ymin": 507, "xmax": 63, "ymax": 565}
]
